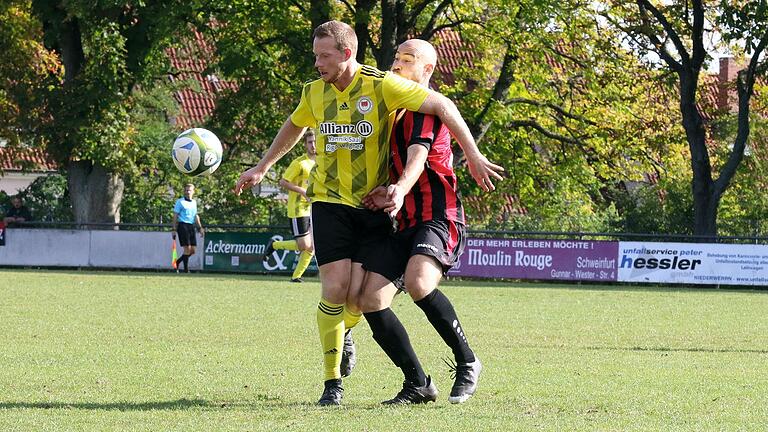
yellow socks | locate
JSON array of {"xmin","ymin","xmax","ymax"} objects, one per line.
[
  {"xmin": 342, "ymin": 307, "xmax": 362, "ymax": 331},
  {"xmin": 273, "ymin": 240, "xmax": 298, "ymax": 251},
  {"xmin": 317, "ymin": 299, "xmax": 345, "ymax": 380},
  {"xmin": 292, "ymin": 250, "xmax": 314, "ymax": 279}
]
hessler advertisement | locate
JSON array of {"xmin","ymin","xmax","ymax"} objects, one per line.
[
  {"xmin": 203, "ymin": 232, "xmax": 317, "ymax": 274},
  {"xmin": 618, "ymin": 241, "xmax": 768, "ymax": 286},
  {"xmin": 447, "ymin": 238, "xmax": 619, "ymax": 282}
]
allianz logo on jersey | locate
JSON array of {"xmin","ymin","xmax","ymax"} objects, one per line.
[
  {"xmin": 320, "ymin": 120, "xmax": 373, "ymax": 137},
  {"xmin": 319, "ymin": 120, "xmax": 374, "ymax": 152}
]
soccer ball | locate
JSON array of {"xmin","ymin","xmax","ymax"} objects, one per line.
[{"xmin": 171, "ymin": 128, "xmax": 223, "ymax": 176}]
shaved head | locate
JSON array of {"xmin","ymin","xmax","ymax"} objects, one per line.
[
  {"xmin": 391, "ymin": 39, "xmax": 438, "ymax": 86},
  {"xmin": 399, "ymin": 39, "xmax": 437, "ymax": 67}
]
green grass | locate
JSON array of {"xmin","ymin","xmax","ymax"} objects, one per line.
[{"xmin": 1, "ymin": 269, "xmax": 767, "ymax": 431}]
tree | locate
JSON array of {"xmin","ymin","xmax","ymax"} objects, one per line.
[
  {"xmin": 205, "ymin": 0, "xmax": 694, "ymax": 232},
  {"xmin": 602, "ymin": 0, "xmax": 768, "ymax": 236},
  {"xmin": 5, "ymin": 1, "xmax": 210, "ymax": 224},
  {"xmin": 0, "ymin": 0, "xmax": 61, "ymax": 152},
  {"xmin": 438, "ymin": 0, "xmax": 690, "ymax": 231}
]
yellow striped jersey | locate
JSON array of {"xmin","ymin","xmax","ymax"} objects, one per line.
[
  {"xmin": 282, "ymin": 154, "xmax": 315, "ymax": 218},
  {"xmin": 290, "ymin": 65, "xmax": 429, "ymax": 207}
]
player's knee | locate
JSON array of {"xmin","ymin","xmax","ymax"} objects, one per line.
[
  {"xmin": 320, "ymin": 282, "xmax": 349, "ymax": 304},
  {"xmin": 408, "ymin": 285, "xmax": 433, "ymax": 302},
  {"xmin": 359, "ymin": 294, "xmax": 388, "ymax": 313},
  {"xmin": 297, "ymin": 238, "xmax": 313, "ymax": 252}
]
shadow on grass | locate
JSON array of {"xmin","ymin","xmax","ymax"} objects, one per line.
[
  {"xmin": 0, "ymin": 397, "xmax": 452, "ymax": 411},
  {"xmin": 0, "ymin": 395, "xmax": 338, "ymax": 411},
  {"xmin": 0, "ymin": 398, "xmax": 217, "ymax": 411}
]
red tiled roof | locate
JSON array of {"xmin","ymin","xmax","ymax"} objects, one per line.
[
  {"xmin": 463, "ymin": 192, "xmax": 527, "ymax": 221},
  {"xmin": 432, "ymin": 30, "xmax": 475, "ymax": 86},
  {"xmin": 0, "ymin": 146, "xmax": 57, "ymax": 172},
  {"xmin": 166, "ymin": 30, "xmax": 238, "ymax": 129},
  {"xmin": 698, "ymin": 74, "xmax": 724, "ymax": 122}
]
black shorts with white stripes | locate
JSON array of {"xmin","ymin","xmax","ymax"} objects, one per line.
[{"xmin": 291, "ymin": 216, "xmax": 312, "ymax": 238}]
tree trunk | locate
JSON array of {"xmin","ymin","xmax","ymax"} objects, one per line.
[
  {"xmin": 354, "ymin": 0, "xmax": 376, "ymax": 64},
  {"xmin": 68, "ymin": 160, "xmax": 125, "ymax": 227},
  {"xmin": 678, "ymin": 72, "xmax": 716, "ymax": 237},
  {"xmin": 308, "ymin": 0, "xmax": 332, "ymax": 32},
  {"xmin": 378, "ymin": 0, "xmax": 399, "ymax": 70}
]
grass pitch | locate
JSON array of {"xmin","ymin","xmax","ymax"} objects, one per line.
[{"xmin": 1, "ymin": 269, "xmax": 767, "ymax": 431}]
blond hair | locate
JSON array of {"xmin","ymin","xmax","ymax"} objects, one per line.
[{"xmin": 313, "ymin": 20, "xmax": 358, "ymax": 56}]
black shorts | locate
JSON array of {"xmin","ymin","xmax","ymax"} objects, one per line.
[
  {"xmin": 364, "ymin": 219, "xmax": 466, "ymax": 282},
  {"xmin": 177, "ymin": 222, "xmax": 197, "ymax": 247},
  {"xmin": 291, "ymin": 216, "xmax": 312, "ymax": 238},
  {"xmin": 311, "ymin": 201, "xmax": 393, "ymax": 267}
]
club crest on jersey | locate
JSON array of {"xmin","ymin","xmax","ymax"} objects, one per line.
[{"xmin": 356, "ymin": 96, "xmax": 373, "ymax": 114}]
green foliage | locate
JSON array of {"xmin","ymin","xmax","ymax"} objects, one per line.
[
  {"xmin": 707, "ymin": 109, "xmax": 768, "ymax": 237},
  {"xmin": 0, "ymin": 0, "xmax": 62, "ymax": 148},
  {"xmin": 718, "ymin": 0, "xmax": 768, "ymax": 49},
  {"xmin": 617, "ymin": 179, "xmax": 694, "ymax": 235},
  {"xmin": 23, "ymin": 174, "xmax": 72, "ymax": 221},
  {"xmin": 206, "ymin": 0, "xmax": 315, "ymax": 173},
  {"xmin": 446, "ymin": 0, "xmax": 689, "ymax": 233},
  {"xmin": 4, "ymin": 0, "xmax": 764, "ymax": 233},
  {"xmin": 118, "ymin": 78, "xmax": 286, "ymax": 226}
]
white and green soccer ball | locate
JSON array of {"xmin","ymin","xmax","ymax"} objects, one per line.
[{"xmin": 171, "ymin": 128, "xmax": 223, "ymax": 177}]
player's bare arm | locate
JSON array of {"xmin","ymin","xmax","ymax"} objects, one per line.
[
  {"xmin": 418, "ymin": 92, "xmax": 504, "ymax": 192},
  {"xmin": 279, "ymin": 178, "xmax": 310, "ymax": 202},
  {"xmin": 234, "ymin": 119, "xmax": 306, "ymax": 195},
  {"xmin": 362, "ymin": 144, "xmax": 429, "ymax": 215},
  {"xmin": 384, "ymin": 144, "xmax": 429, "ymax": 215}
]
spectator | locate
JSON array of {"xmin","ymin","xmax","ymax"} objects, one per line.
[{"xmin": 4, "ymin": 196, "xmax": 32, "ymax": 224}]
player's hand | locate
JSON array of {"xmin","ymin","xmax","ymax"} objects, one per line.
[
  {"xmin": 301, "ymin": 190, "xmax": 311, "ymax": 203},
  {"xmin": 466, "ymin": 152, "xmax": 504, "ymax": 192},
  {"xmin": 384, "ymin": 184, "xmax": 406, "ymax": 217},
  {"xmin": 234, "ymin": 166, "xmax": 265, "ymax": 196},
  {"xmin": 172, "ymin": 232, "xmax": 176, "ymax": 239},
  {"xmin": 362, "ymin": 186, "xmax": 391, "ymax": 210},
  {"xmin": 199, "ymin": 227, "xmax": 205, "ymax": 237}
]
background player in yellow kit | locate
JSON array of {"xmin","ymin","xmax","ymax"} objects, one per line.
[{"xmin": 263, "ymin": 129, "xmax": 317, "ymax": 282}]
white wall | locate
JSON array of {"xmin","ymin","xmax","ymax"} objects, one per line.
[
  {"xmin": 0, "ymin": 229, "xmax": 201, "ymax": 270},
  {"xmin": 0, "ymin": 172, "xmax": 48, "ymax": 194}
]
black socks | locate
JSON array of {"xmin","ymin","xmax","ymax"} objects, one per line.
[
  {"xmin": 364, "ymin": 308, "xmax": 427, "ymax": 386},
  {"xmin": 415, "ymin": 289, "xmax": 475, "ymax": 364}
]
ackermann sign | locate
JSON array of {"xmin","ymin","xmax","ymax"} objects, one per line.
[{"xmin": 203, "ymin": 232, "xmax": 317, "ymax": 274}]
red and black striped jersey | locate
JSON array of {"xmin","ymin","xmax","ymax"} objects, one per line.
[{"xmin": 390, "ymin": 109, "xmax": 465, "ymax": 230}]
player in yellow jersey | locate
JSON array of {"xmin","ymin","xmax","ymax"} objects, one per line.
[
  {"xmin": 263, "ymin": 129, "xmax": 317, "ymax": 282},
  {"xmin": 234, "ymin": 20, "xmax": 504, "ymax": 406}
]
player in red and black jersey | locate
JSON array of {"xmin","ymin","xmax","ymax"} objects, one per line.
[
  {"xmin": 389, "ymin": 108, "xmax": 464, "ymax": 230},
  {"xmin": 360, "ymin": 39, "xmax": 503, "ymax": 404}
]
